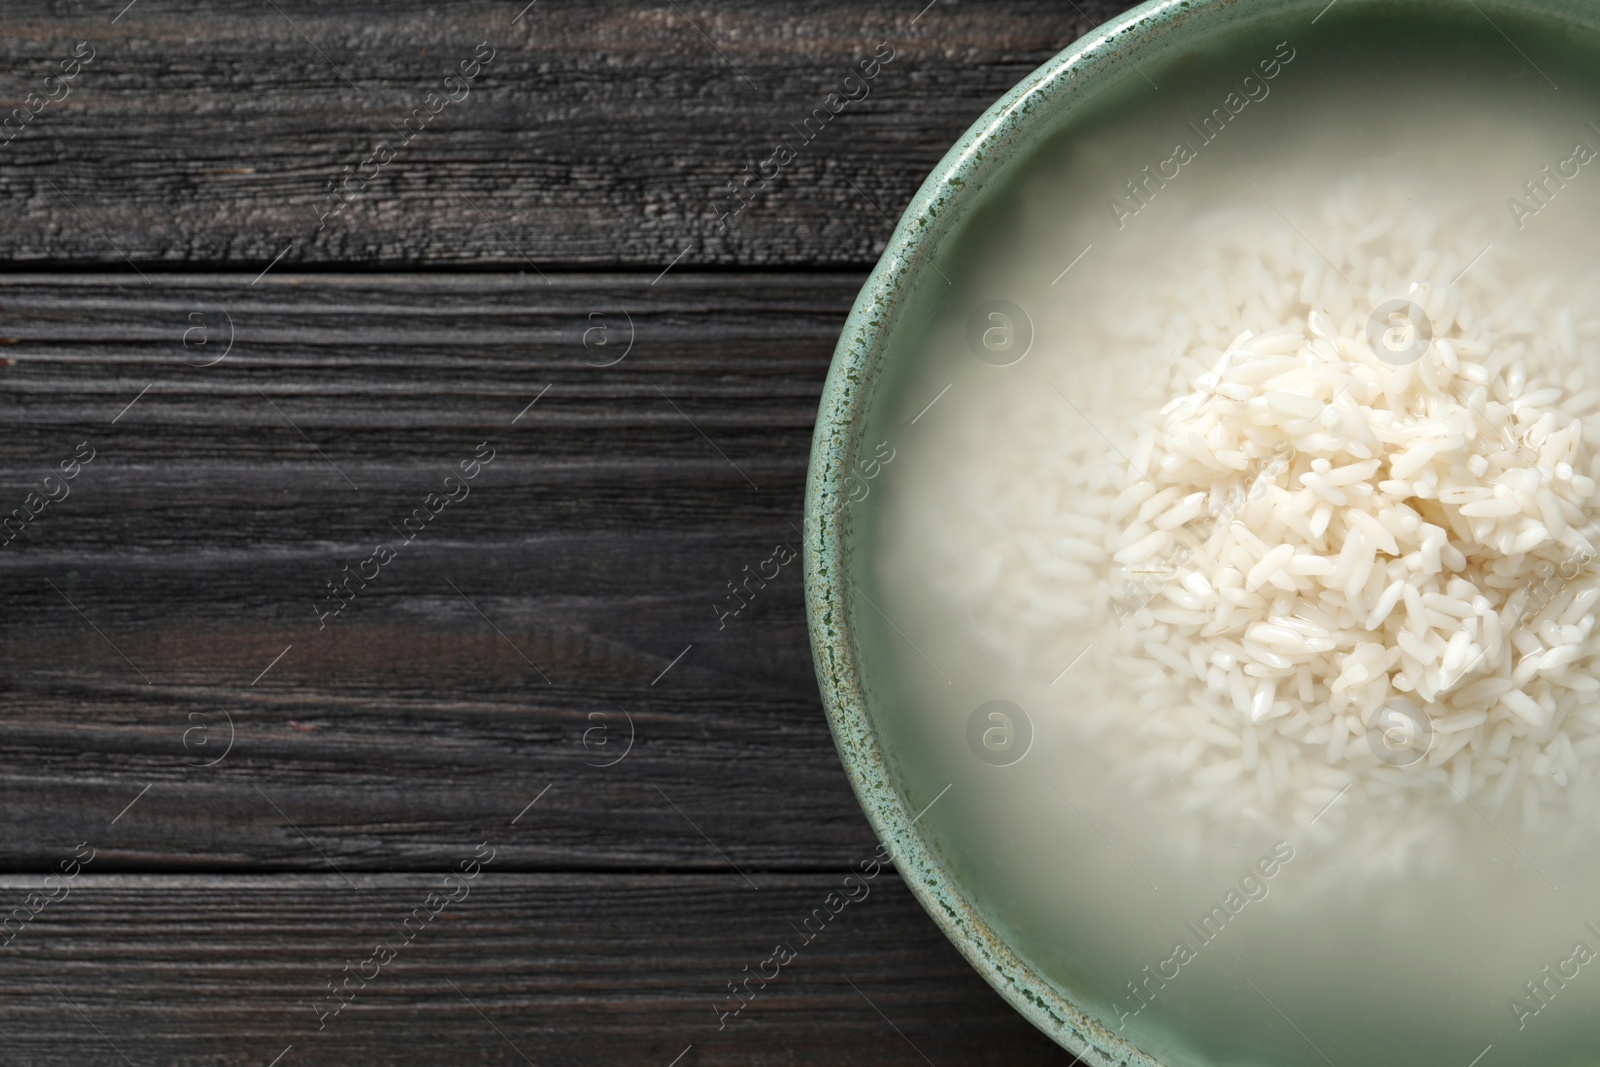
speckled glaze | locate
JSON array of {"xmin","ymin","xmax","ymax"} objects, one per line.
[{"xmin": 803, "ymin": 0, "xmax": 1296, "ymax": 1062}]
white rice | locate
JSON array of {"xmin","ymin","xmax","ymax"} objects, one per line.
[{"xmin": 912, "ymin": 176, "xmax": 1600, "ymax": 857}]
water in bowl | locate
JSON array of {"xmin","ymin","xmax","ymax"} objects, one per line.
[{"xmin": 850, "ymin": 6, "xmax": 1600, "ymax": 1065}]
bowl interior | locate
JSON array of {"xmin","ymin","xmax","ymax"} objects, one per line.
[{"xmin": 805, "ymin": 0, "xmax": 1600, "ymax": 1063}]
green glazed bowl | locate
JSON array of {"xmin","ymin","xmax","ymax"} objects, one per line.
[{"xmin": 800, "ymin": 0, "xmax": 1594, "ymax": 1060}]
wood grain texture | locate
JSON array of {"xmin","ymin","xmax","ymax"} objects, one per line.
[
  {"xmin": 0, "ymin": 272, "xmax": 893, "ymax": 872},
  {"xmin": 0, "ymin": 1, "xmax": 1162, "ymax": 1059},
  {"xmin": 0, "ymin": 872, "xmax": 1077, "ymax": 1065},
  {"xmin": 0, "ymin": 0, "xmax": 1135, "ymax": 269}
]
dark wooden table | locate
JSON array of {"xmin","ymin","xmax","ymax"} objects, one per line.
[{"xmin": 0, "ymin": 3, "xmax": 1134, "ymax": 1062}]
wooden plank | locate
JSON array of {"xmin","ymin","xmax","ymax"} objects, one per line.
[
  {"xmin": 0, "ymin": 0, "xmax": 1137, "ymax": 269},
  {"xmin": 0, "ymin": 272, "xmax": 897, "ymax": 871},
  {"xmin": 0, "ymin": 872, "xmax": 1078, "ymax": 1065}
]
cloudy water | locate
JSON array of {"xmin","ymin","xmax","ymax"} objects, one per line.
[{"xmin": 847, "ymin": 6, "xmax": 1600, "ymax": 1066}]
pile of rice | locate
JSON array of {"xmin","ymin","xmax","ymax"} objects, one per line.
[{"xmin": 928, "ymin": 178, "xmax": 1600, "ymax": 849}]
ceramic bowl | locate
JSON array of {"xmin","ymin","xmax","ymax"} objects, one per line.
[{"xmin": 801, "ymin": 0, "xmax": 1593, "ymax": 1060}]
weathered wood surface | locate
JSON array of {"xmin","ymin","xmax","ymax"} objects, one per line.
[
  {"xmin": 0, "ymin": 0, "xmax": 1131, "ymax": 269},
  {"xmin": 0, "ymin": 873, "xmax": 1073, "ymax": 1065},
  {"xmin": 0, "ymin": 0, "xmax": 1154, "ymax": 1059},
  {"xmin": 0, "ymin": 273, "xmax": 887, "ymax": 872}
]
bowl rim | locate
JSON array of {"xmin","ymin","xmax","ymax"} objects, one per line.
[{"xmin": 802, "ymin": 0, "xmax": 1295, "ymax": 1062}]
